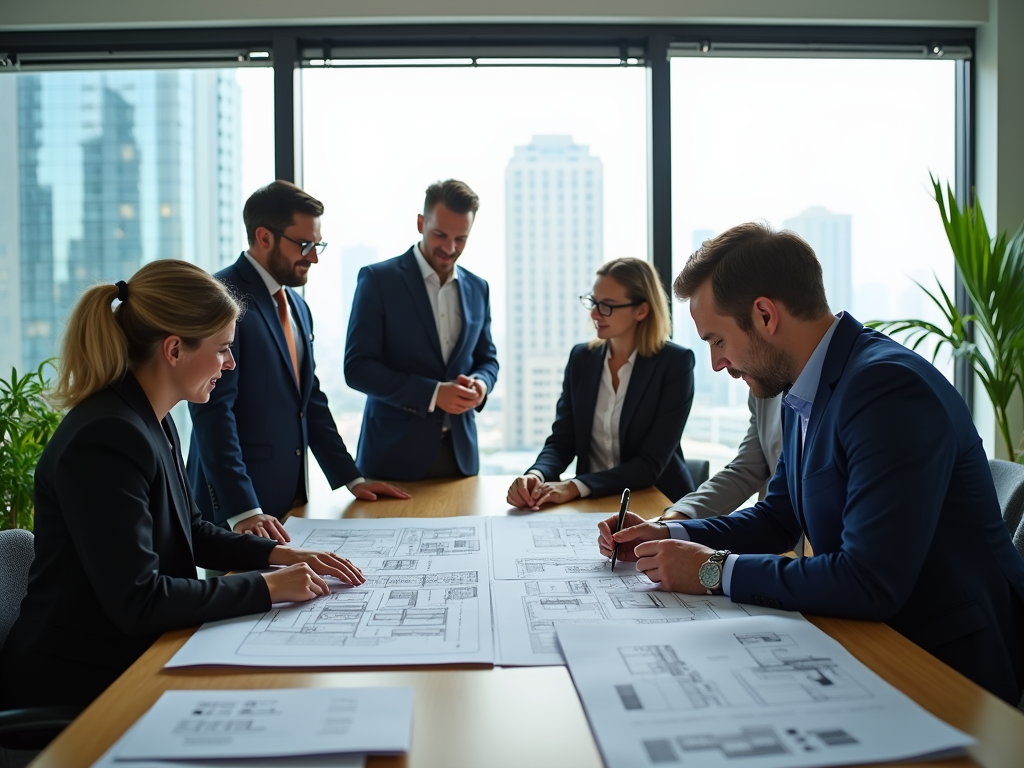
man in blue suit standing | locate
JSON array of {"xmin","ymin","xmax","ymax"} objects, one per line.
[
  {"xmin": 345, "ymin": 180, "xmax": 499, "ymax": 480},
  {"xmin": 188, "ymin": 181, "xmax": 408, "ymax": 544},
  {"xmin": 601, "ymin": 222, "xmax": 1024, "ymax": 704}
]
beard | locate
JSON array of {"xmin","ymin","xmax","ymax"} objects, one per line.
[
  {"xmin": 729, "ymin": 330, "xmax": 795, "ymax": 399},
  {"xmin": 266, "ymin": 243, "xmax": 311, "ymax": 287}
]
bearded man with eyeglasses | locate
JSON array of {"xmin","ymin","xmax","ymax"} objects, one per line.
[{"xmin": 187, "ymin": 181, "xmax": 409, "ymax": 545}]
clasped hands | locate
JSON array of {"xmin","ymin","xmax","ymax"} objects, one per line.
[
  {"xmin": 597, "ymin": 511, "xmax": 717, "ymax": 594},
  {"xmin": 436, "ymin": 374, "xmax": 486, "ymax": 415},
  {"xmin": 506, "ymin": 474, "xmax": 582, "ymax": 510}
]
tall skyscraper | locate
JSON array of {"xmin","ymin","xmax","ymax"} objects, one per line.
[
  {"xmin": 0, "ymin": 69, "xmax": 242, "ymax": 376},
  {"xmin": 783, "ymin": 206, "xmax": 852, "ymax": 313},
  {"xmin": 504, "ymin": 135, "xmax": 603, "ymax": 450}
]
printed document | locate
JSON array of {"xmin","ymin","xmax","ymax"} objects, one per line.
[{"xmin": 556, "ymin": 615, "xmax": 973, "ymax": 768}]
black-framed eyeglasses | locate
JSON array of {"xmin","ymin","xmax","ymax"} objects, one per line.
[
  {"xmin": 266, "ymin": 228, "xmax": 328, "ymax": 257},
  {"xmin": 579, "ymin": 294, "xmax": 643, "ymax": 317}
]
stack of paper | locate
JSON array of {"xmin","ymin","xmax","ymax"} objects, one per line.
[
  {"xmin": 556, "ymin": 615, "xmax": 973, "ymax": 768},
  {"xmin": 89, "ymin": 687, "xmax": 413, "ymax": 768}
]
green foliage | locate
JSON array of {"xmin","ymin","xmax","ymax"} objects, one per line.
[
  {"xmin": 0, "ymin": 362, "xmax": 62, "ymax": 530},
  {"xmin": 868, "ymin": 176, "xmax": 1024, "ymax": 462}
]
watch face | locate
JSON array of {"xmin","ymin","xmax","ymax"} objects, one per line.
[{"xmin": 698, "ymin": 560, "xmax": 722, "ymax": 589}]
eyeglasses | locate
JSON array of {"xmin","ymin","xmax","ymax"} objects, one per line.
[
  {"xmin": 267, "ymin": 228, "xmax": 328, "ymax": 257},
  {"xmin": 579, "ymin": 294, "xmax": 644, "ymax": 317}
]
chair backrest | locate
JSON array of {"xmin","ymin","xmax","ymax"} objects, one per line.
[
  {"xmin": 988, "ymin": 459, "xmax": 1024, "ymax": 539},
  {"xmin": 685, "ymin": 458, "xmax": 711, "ymax": 489},
  {"xmin": 0, "ymin": 528, "xmax": 34, "ymax": 652}
]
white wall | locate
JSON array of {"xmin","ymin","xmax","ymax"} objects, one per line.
[{"xmin": 0, "ymin": 0, "xmax": 989, "ymax": 31}]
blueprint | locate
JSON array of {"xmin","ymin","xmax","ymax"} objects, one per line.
[
  {"xmin": 166, "ymin": 517, "xmax": 493, "ymax": 667},
  {"xmin": 491, "ymin": 576, "xmax": 779, "ymax": 666},
  {"xmin": 489, "ymin": 512, "xmax": 641, "ymax": 580},
  {"xmin": 556, "ymin": 616, "xmax": 973, "ymax": 768}
]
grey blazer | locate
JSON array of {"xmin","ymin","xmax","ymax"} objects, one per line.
[{"xmin": 669, "ymin": 393, "xmax": 783, "ymax": 518}]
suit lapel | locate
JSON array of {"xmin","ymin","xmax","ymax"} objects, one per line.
[
  {"xmin": 784, "ymin": 406, "xmax": 805, "ymax": 531},
  {"xmin": 804, "ymin": 313, "xmax": 862, "ymax": 452},
  {"xmin": 398, "ymin": 248, "xmax": 444, "ymax": 362},
  {"xmin": 448, "ymin": 272, "xmax": 474, "ymax": 371},
  {"xmin": 112, "ymin": 373, "xmax": 194, "ymax": 552},
  {"xmin": 575, "ymin": 346, "xmax": 606, "ymax": 472},
  {"xmin": 234, "ymin": 254, "xmax": 300, "ymax": 394},
  {"xmin": 618, "ymin": 352, "xmax": 654, "ymax": 448}
]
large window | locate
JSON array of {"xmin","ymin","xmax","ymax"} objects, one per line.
[
  {"xmin": 298, "ymin": 64, "xmax": 648, "ymax": 481},
  {"xmin": 670, "ymin": 57, "xmax": 957, "ymax": 475},
  {"xmin": 0, "ymin": 66, "xmax": 273, "ymax": 450}
]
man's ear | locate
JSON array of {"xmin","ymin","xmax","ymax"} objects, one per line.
[
  {"xmin": 752, "ymin": 297, "xmax": 781, "ymax": 336},
  {"xmin": 416, "ymin": 214, "xmax": 425, "ymax": 235}
]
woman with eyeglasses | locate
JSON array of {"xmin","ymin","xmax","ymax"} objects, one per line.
[
  {"xmin": 506, "ymin": 257, "xmax": 696, "ymax": 510},
  {"xmin": 0, "ymin": 260, "xmax": 364, "ymax": 714}
]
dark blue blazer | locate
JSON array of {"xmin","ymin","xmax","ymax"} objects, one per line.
[
  {"xmin": 678, "ymin": 314, "xmax": 1024, "ymax": 704},
  {"xmin": 187, "ymin": 253, "xmax": 360, "ymax": 524},
  {"xmin": 344, "ymin": 248, "xmax": 499, "ymax": 480},
  {"xmin": 529, "ymin": 341, "xmax": 696, "ymax": 501}
]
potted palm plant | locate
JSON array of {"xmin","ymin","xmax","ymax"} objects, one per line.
[
  {"xmin": 869, "ymin": 176, "xmax": 1024, "ymax": 461},
  {"xmin": 0, "ymin": 362, "xmax": 62, "ymax": 530}
]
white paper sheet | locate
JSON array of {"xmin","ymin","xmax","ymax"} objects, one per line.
[
  {"xmin": 167, "ymin": 517, "xmax": 493, "ymax": 668},
  {"xmin": 111, "ymin": 688, "xmax": 411, "ymax": 760},
  {"xmin": 489, "ymin": 512, "xmax": 640, "ymax": 580},
  {"xmin": 556, "ymin": 615, "xmax": 974, "ymax": 768},
  {"xmin": 492, "ymin": 576, "xmax": 791, "ymax": 665},
  {"xmin": 93, "ymin": 748, "xmax": 364, "ymax": 767}
]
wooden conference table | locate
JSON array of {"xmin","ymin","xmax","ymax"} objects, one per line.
[{"xmin": 31, "ymin": 475, "xmax": 1024, "ymax": 768}]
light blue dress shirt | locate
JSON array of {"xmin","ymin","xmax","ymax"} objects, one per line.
[{"xmin": 666, "ymin": 314, "xmax": 841, "ymax": 595}]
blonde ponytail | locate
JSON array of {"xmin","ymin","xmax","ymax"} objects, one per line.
[{"xmin": 53, "ymin": 260, "xmax": 241, "ymax": 410}]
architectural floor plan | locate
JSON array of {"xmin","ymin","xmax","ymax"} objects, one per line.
[
  {"xmin": 167, "ymin": 518, "xmax": 493, "ymax": 667},
  {"xmin": 489, "ymin": 512, "xmax": 641, "ymax": 580},
  {"xmin": 556, "ymin": 615, "xmax": 973, "ymax": 768}
]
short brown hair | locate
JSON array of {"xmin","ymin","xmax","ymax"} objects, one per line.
[
  {"xmin": 588, "ymin": 258, "xmax": 672, "ymax": 357},
  {"xmin": 673, "ymin": 222, "xmax": 830, "ymax": 331},
  {"xmin": 243, "ymin": 180, "xmax": 324, "ymax": 245},
  {"xmin": 424, "ymin": 179, "xmax": 480, "ymax": 216}
]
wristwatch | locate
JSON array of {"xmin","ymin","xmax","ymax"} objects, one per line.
[{"xmin": 698, "ymin": 550, "xmax": 730, "ymax": 595}]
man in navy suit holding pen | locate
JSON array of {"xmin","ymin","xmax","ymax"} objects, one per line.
[
  {"xmin": 345, "ymin": 179, "xmax": 499, "ymax": 480},
  {"xmin": 187, "ymin": 181, "xmax": 409, "ymax": 544},
  {"xmin": 600, "ymin": 222, "xmax": 1024, "ymax": 704}
]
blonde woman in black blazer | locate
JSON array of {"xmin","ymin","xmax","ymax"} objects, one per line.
[
  {"xmin": 0, "ymin": 260, "xmax": 363, "ymax": 710},
  {"xmin": 507, "ymin": 258, "xmax": 695, "ymax": 509}
]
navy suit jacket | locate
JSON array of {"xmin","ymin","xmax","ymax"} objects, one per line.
[
  {"xmin": 678, "ymin": 314, "xmax": 1024, "ymax": 703},
  {"xmin": 0, "ymin": 372, "xmax": 275, "ymax": 709},
  {"xmin": 344, "ymin": 248, "xmax": 499, "ymax": 480},
  {"xmin": 529, "ymin": 341, "xmax": 696, "ymax": 501},
  {"xmin": 187, "ymin": 253, "xmax": 360, "ymax": 523}
]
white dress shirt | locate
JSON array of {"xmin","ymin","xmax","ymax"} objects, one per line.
[
  {"xmin": 530, "ymin": 347, "xmax": 637, "ymax": 498},
  {"xmin": 227, "ymin": 252, "xmax": 364, "ymax": 530},
  {"xmin": 411, "ymin": 243, "xmax": 487, "ymax": 414}
]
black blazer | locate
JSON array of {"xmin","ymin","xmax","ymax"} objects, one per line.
[
  {"xmin": 0, "ymin": 372, "xmax": 277, "ymax": 709},
  {"xmin": 528, "ymin": 341, "xmax": 696, "ymax": 501}
]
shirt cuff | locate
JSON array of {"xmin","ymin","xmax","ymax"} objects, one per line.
[
  {"xmin": 227, "ymin": 508, "xmax": 263, "ymax": 531},
  {"xmin": 346, "ymin": 477, "xmax": 367, "ymax": 492},
  {"xmin": 428, "ymin": 382, "xmax": 440, "ymax": 413},
  {"xmin": 571, "ymin": 478, "xmax": 591, "ymax": 498},
  {"xmin": 526, "ymin": 469, "xmax": 545, "ymax": 481},
  {"xmin": 722, "ymin": 554, "xmax": 739, "ymax": 597},
  {"xmin": 665, "ymin": 521, "xmax": 691, "ymax": 540}
]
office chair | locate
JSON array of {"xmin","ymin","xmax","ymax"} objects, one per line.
[
  {"xmin": 685, "ymin": 458, "xmax": 711, "ymax": 489},
  {"xmin": 988, "ymin": 459, "xmax": 1024, "ymax": 545},
  {"xmin": 0, "ymin": 529, "xmax": 80, "ymax": 754}
]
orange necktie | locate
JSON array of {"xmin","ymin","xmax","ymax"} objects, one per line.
[{"xmin": 273, "ymin": 288, "xmax": 300, "ymax": 385}]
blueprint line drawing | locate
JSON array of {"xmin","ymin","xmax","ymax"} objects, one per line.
[
  {"xmin": 167, "ymin": 517, "xmax": 494, "ymax": 667},
  {"xmin": 491, "ymin": 577, "xmax": 760, "ymax": 666},
  {"xmin": 490, "ymin": 513, "xmax": 642, "ymax": 580},
  {"xmin": 555, "ymin": 617, "xmax": 974, "ymax": 768}
]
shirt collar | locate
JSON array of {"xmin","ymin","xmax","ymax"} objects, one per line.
[
  {"xmin": 414, "ymin": 242, "xmax": 460, "ymax": 285},
  {"xmin": 243, "ymin": 250, "xmax": 282, "ymax": 296},
  {"xmin": 783, "ymin": 312, "xmax": 842, "ymax": 417},
  {"xmin": 606, "ymin": 346, "xmax": 638, "ymax": 367}
]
